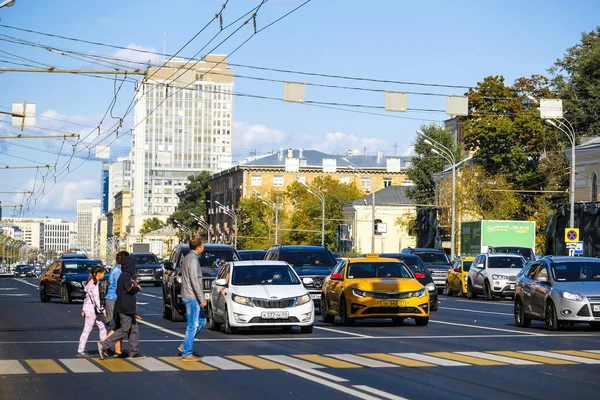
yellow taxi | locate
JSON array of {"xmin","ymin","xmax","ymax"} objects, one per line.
[
  {"xmin": 446, "ymin": 257, "xmax": 474, "ymax": 296},
  {"xmin": 320, "ymin": 254, "xmax": 430, "ymax": 326}
]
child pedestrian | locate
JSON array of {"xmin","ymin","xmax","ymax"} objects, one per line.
[{"xmin": 77, "ymin": 266, "xmax": 108, "ymax": 358}]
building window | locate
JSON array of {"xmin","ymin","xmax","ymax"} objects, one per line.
[
  {"xmin": 273, "ymin": 176, "xmax": 284, "ymax": 187},
  {"xmin": 383, "ymin": 178, "xmax": 392, "ymax": 188},
  {"xmin": 339, "ymin": 177, "xmax": 350, "ymax": 185},
  {"xmin": 361, "ymin": 177, "xmax": 372, "ymax": 191},
  {"xmin": 251, "ymin": 175, "xmax": 262, "ymax": 186},
  {"xmin": 592, "ymin": 172, "xmax": 598, "ymax": 202}
]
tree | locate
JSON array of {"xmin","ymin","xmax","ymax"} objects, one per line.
[
  {"xmin": 406, "ymin": 123, "xmax": 464, "ymax": 206},
  {"xmin": 236, "ymin": 197, "xmax": 273, "ymax": 250},
  {"xmin": 168, "ymin": 171, "xmax": 211, "ymax": 235},
  {"xmin": 284, "ymin": 176, "xmax": 364, "ymax": 248},
  {"xmin": 139, "ymin": 217, "xmax": 165, "ymax": 236},
  {"xmin": 550, "ymin": 26, "xmax": 600, "ymax": 135}
]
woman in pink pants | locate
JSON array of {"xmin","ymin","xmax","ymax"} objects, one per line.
[{"xmin": 77, "ymin": 266, "xmax": 107, "ymax": 358}]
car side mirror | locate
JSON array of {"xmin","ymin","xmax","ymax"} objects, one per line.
[
  {"xmin": 415, "ymin": 272, "xmax": 425, "ymax": 279},
  {"xmin": 163, "ymin": 261, "xmax": 174, "ymax": 271},
  {"xmin": 477, "ymin": 263, "xmax": 484, "ymax": 269},
  {"xmin": 302, "ymin": 277, "xmax": 314, "ymax": 285},
  {"xmin": 214, "ymin": 278, "xmax": 227, "ymax": 286},
  {"xmin": 454, "ymin": 267, "xmax": 461, "ymax": 273},
  {"xmin": 330, "ymin": 273, "xmax": 342, "ymax": 281},
  {"xmin": 536, "ymin": 276, "xmax": 548, "ymax": 284}
]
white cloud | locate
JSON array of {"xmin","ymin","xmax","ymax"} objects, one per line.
[
  {"xmin": 306, "ymin": 131, "xmax": 388, "ymax": 155},
  {"xmin": 233, "ymin": 121, "xmax": 288, "ymax": 149},
  {"xmin": 16, "ymin": 179, "xmax": 99, "ymax": 212}
]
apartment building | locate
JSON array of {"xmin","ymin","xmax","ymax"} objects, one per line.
[{"xmin": 77, "ymin": 199, "xmax": 101, "ymax": 255}]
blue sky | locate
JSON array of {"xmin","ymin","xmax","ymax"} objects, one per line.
[{"xmin": 0, "ymin": 0, "xmax": 598, "ymax": 221}]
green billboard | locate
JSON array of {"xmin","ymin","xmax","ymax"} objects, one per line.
[{"xmin": 460, "ymin": 220, "xmax": 536, "ymax": 256}]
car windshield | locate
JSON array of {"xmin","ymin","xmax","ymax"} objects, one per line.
[
  {"xmin": 415, "ymin": 252, "xmax": 450, "ymax": 265},
  {"xmin": 379, "ymin": 255, "xmax": 426, "ymax": 273},
  {"xmin": 232, "ymin": 265, "xmax": 301, "ymax": 285},
  {"xmin": 462, "ymin": 261, "xmax": 473, "ymax": 271},
  {"xmin": 551, "ymin": 262, "xmax": 600, "ymax": 282},
  {"xmin": 132, "ymin": 254, "xmax": 159, "ymax": 264},
  {"xmin": 279, "ymin": 250, "xmax": 336, "ymax": 268},
  {"xmin": 197, "ymin": 250, "xmax": 240, "ymax": 268},
  {"xmin": 491, "ymin": 247, "xmax": 535, "ymax": 261},
  {"xmin": 15, "ymin": 266, "xmax": 29, "ymax": 271},
  {"xmin": 488, "ymin": 256, "xmax": 525, "ymax": 269},
  {"xmin": 63, "ymin": 261, "xmax": 103, "ymax": 274},
  {"xmin": 347, "ymin": 262, "xmax": 413, "ymax": 279}
]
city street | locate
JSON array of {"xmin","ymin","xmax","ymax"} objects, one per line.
[{"xmin": 1, "ymin": 277, "xmax": 599, "ymax": 400}]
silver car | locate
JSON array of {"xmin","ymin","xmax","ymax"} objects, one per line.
[
  {"xmin": 467, "ymin": 253, "xmax": 526, "ymax": 300},
  {"xmin": 514, "ymin": 256, "xmax": 600, "ymax": 330}
]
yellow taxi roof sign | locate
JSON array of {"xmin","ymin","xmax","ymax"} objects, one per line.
[{"xmin": 365, "ymin": 253, "xmax": 379, "ymax": 258}]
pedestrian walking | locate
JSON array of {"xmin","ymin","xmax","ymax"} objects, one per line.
[
  {"xmin": 77, "ymin": 266, "xmax": 108, "ymax": 358},
  {"xmin": 104, "ymin": 250, "xmax": 128, "ymax": 357},
  {"xmin": 178, "ymin": 237, "xmax": 207, "ymax": 361},
  {"xmin": 97, "ymin": 255, "xmax": 145, "ymax": 360}
]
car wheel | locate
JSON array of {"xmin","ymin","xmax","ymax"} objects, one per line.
[
  {"xmin": 39, "ymin": 284, "xmax": 50, "ymax": 303},
  {"xmin": 320, "ymin": 294, "xmax": 335, "ymax": 324},
  {"xmin": 430, "ymin": 300, "xmax": 438, "ymax": 312},
  {"xmin": 300, "ymin": 325, "xmax": 313, "ymax": 334},
  {"xmin": 514, "ymin": 298, "xmax": 531, "ymax": 328},
  {"xmin": 484, "ymin": 281, "xmax": 494, "ymax": 301},
  {"xmin": 207, "ymin": 306, "xmax": 222, "ymax": 331},
  {"xmin": 545, "ymin": 301, "xmax": 560, "ymax": 331},
  {"xmin": 61, "ymin": 285, "xmax": 71, "ymax": 304},
  {"xmin": 339, "ymin": 297, "xmax": 355, "ymax": 326},
  {"xmin": 437, "ymin": 287, "xmax": 444, "ymax": 295},
  {"xmin": 224, "ymin": 309, "xmax": 238, "ymax": 334},
  {"xmin": 466, "ymin": 280, "xmax": 476, "ymax": 299},
  {"xmin": 392, "ymin": 317, "xmax": 404, "ymax": 326},
  {"xmin": 589, "ymin": 322, "xmax": 600, "ymax": 331},
  {"xmin": 414, "ymin": 317, "xmax": 429, "ymax": 326},
  {"xmin": 162, "ymin": 295, "xmax": 172, "ymax": 320},
  {"xmin": 171, "ymin": 302, "xmax": 185, "ymax": 322}
]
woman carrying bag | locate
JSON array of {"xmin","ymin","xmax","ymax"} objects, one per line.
[{"xmin": 77, "ymin": 266, "xmax": 108, "ymax": 358}]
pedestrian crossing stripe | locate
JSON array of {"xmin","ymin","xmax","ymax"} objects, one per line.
[{"xmin": 1, "ymin": 350, "xmax": 599, "ymax": 375}]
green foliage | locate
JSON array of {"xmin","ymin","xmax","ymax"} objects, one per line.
[
  {"xmin": 139, "ymin": 217, "xmax": 165, "ymax": 235},
  {"xmin": 168, "ymin": 171, "xmax": 211, "ymax": 235},
  {"xmin": 551, "ymin": 26, "xmax": 600, "ymax": 135},
  {"xmin": 284, "ymin": 176, "xmax": 364, "ymax": 248},
  {"xmin": 406, "ymin": 123, "xmax": 464, "ymax": 205},
  {"xmin": 236, "ymin": 197, "xmax": 275, "ymax": 250}
]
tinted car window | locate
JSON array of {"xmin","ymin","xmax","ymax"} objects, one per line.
[
  {"xmin": 238, "ymin": 251, "xmax": 267, "ymax": 261},
  {"xmin": 415, "ymin": 252, "xmax": 450, "ymax": 265},
  {"xmin": 132, "ymin": 254, "xmax": 159, "ymax": 264},
  {"xmin": 198, "ymin": 250, "xmax": 239, "ymax": 267},
  {"xmin": 279, "ymin": 250, "xmax": 336, "ymax": 268},
  {"xmin": 232, "ymin": 265, "xmax": 300, "ymax": 285},
  {"xmin": 551, "ymin": 261, "xmax": 600, "ymax": 282},
  {"xmin": 462, "ymin": 261, "xmax": 473, "ymax": 271},
  {"xmin": 347, "ymin": 262, "xmax": 412, "ymax": 279},
  {"xmin": 488, "ymin": 256, "xmax": 525, "ymax": 269},
  {"xmin": 492, "ymin": 247, "xmax": 535, "ymax": 261},
  {"xmin": 63, "ymin": 260, "xmax": 103, "ymax": 274}
]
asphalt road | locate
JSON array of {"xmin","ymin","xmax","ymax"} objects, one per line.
[{"xmin": 1, "ymin": 277, "xmax": 599, "ymax": 400}]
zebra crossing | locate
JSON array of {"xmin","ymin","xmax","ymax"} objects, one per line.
[{"xmin": 1, "ymin": 350, "xmax": 599, "ymax": 375}]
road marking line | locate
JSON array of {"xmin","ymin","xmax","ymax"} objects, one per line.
[
  {"xmin": 0, "ymin": 293, "xmax": 28, "ymax": 296},
  {"xmin": 128, "ymin": 357, "xmax": 179, "ymax": 371},
  {"xmin": 136, "ymin": 302, "xmax": 149, "ymax": 305},
  {"xmin": 14, "ymin": 279, "xmax": 38, "ymax": 288},
  {"xmin": 227, "ymin": 355, "xmax": 286, "ymax": 370},
  {"xmin": 489, "ymin": 351, "xmax": 576, "ymax": 365},
  {"xmin": 136, "ymin": 319, "xmax": 185, "ymax": 338},
  {"xmin": 522, "ymin": 351, "xmax": 600, "ymax": 364},
  {"xmin": 259, "ymin": 355, "xmax": 326, "ymax": 370},
  {"xmin": 25, "ymin": 359, "xmax": 67, "ymax": 374},
  {"xmin": 584, "ymin": 350, "xmax": 600, "ymax": 355},
  {"xmin": 557, "ymin": 350, "xmax": 600, "ymax": 360},
  {"xmin": 391, "ymin": 353, "xmax": 470, "ymax": 367},
  {"xmin": 283, "ymin": 369, "xmax": 381, "ymax": 400},
  {"xmin": 160, "ymin": 356, "xmax": 217, "ymax": 371},
  {"xmin": 314, "ymin": 326, "xmax": 373, "ymax": 338},
  {"xmin": 455, "ymin": 352, "xmax": 540, "ymax": 365},
  {"xmin": 201, "ymin": 356, "xmax": 251, "ymax": 370},
  {"xmin": 360, "ymin": 353, "xmax": 435, "ymax": 367},
  {"xmin": 454, "ymin": 299, "xmax": 513, "ymax": 307},
  {"xmin": 328, "ymin": 353, "xmax": 398, "ymax": 368},
  {"xmin": 59, "ymin": 358, "xmax": 103, "ymax": 373},
  {"xmin": 139, "ymin": 293, "xmax": 161, "ymax": 298},
  {"xmin": 439, "ymin": 307, "xmax": 512, "ymax": 316},
  {"xmin": 0, "ymin": 360, "xmax": 28, "ymax": 374},
  {"xmin": 430, "ymin": 320, "xmax": 542, "ymax": 336},
  {"xmin": 294, "ymin": 354, "xmax": 362, "ymax": 368},
  {"xmin": 0, "ymin": 287, "xmax": 17, "ymax": 290},
  {"xmin": 425, "ymin": 352, "xmax": 506, "ymax": 366},
  {"xmin": 353, "ymin": 385, "xmax": 408, "ymax": 400},
  {"xmin": 92, "ymin": 358, "xmax": 143, "ymax": 372}
]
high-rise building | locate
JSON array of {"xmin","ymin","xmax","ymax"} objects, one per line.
[
  {"xmin": 129, "ymin": 55, "xmax": 234, "ymax": 235},
  {"xmin": 107, "ymin": 158, "xmax": 131, "ymax": 211},
  {"xmin": 101, "ymin": 162, "xmax": 110, "ymax": 214},
  {"xmin": 76, "ymin": 199, "xmax": 101, "ymax": 255},
  {"xmin": 43, "ymin": 221, "xmax": 71, "ymax": 253}
]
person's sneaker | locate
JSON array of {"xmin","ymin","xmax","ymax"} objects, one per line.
[
  {"xmin": 76, "ymin": 352, "xmax": 92, "ymax": 358},
  {"xmin": 97, "ymin": 342, "xmax": 107, "ymax": 360},
  {"xmin": 128, "ymin": 353, "xmax": 146, "ymax": 360},
  {"xmin": 182, "ymin": 355, "xmax": 202, "ymax": 362},
  {"xmin": 112, "ymin": 352, "xmax": 123, "ymax": 359},
  {"xmin": 177, "ymin": 345, "xmax": 183, "ymax": 354}
]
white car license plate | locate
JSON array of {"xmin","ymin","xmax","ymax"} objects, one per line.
[
  {"xmin": 204, "ymin": 293, "xmax": 211, "ymax": 300},
  {"xmin": 510, "ymin": 284, "xmax": 515, "ymax": 290},
  {"xmin": 594, "ymin": 305, "xmax": 600, "ymax": 312},
  {"xmin": 310, "ymin": 293, "xmax": 321, "ymax": 300},
  {"xmin": 261, "ymin": 311, "xmax": 289, "ymax": 319}
]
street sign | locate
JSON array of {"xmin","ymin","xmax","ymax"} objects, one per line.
[
  {"xmin": 565, "ymin": 228, "xmax": 579, "ymax": 243},
  {"xmin": 574, "ymin": 241, "xmax": 584, "ymax": 256}
]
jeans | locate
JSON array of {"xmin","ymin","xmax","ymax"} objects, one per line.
[
  {"xmin": 101, "ymin": 313, "xmax": 139, "ymax": 355},
  {"xmin": 181, "ymin": 299, "xmax": 206, "ymax": 357}
]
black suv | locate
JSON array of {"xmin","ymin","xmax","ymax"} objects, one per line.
[
  {"xmin": 264, "ymin": 245, "xmax": 337, "ymax": 308},
  {"xmin": 401, "ymin": 248, "xmax": 451, "ymax": 294},
  {"xmin": 131, "ymin": 253, "xmax": 162, "ymax": 286},
  {"xmin": 162, "ymin": 244, "xmax": 240, "ymax": 322},
  {"xmin": 39, "ymin": 259, "xmax": 107, "ymax": 304}
]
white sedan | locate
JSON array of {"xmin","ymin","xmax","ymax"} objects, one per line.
[{"xmin": 207, "ymin": 260, "xmax": 315, "ymax": 334}]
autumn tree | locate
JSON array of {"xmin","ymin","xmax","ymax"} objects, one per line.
[
  {"xmin": 236, "ymin": 197, "xmax": 278, "ymax": 250},
  {"xmin": 139, "ymin": 217, "xmax": 165, "ymax": 236}
]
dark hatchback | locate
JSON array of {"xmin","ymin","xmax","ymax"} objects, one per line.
[
  {"xmin": 131, "ymin": 253, "xmax": 163, "ymax": 286},
  {"xmin": 361, "ymin": 253, "xmax": 439, "ymax": 311},
  {"xmin": 401, "ymin": 248, "xmax": 451, "ymax": 294},
  {"xmin": 162, "ymin": 244, "xmax": 240, "ymax": 322},
  {"xmin": 39, "ymin": 259, "xmax": 107, "ymax": 304},
  {"xmin": 265, "ymin": 245, "xmax": 338, "ymax": 307},
  {"xmin": 237, "ymin": 250, "xmax": 267, "ymax": 261}
]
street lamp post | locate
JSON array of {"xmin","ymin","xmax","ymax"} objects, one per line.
[
  {"xmin": 215, "ymin": 201, "xmax": 238, "ymax": 249},
  {"xmin": 190, "ymin": 212, "xmax": 211, "ymax": 243},
  {"xmin": 298, "ymin": 182, "xmax": 325, "ymax": 246},
  {"xmin": 417, "ymin": 130, "xmax": 457, "ymax": 262},
  {"xmin": 343, "ymin": 157, "xmax": 376, "ymax": 253},
  {"xmin": 173, "ymin": 219, "xmax": 193, "ymax": 238},
  {"xmin": 253, "ymin": 191, "xmax": 279, "ymax": 245}
]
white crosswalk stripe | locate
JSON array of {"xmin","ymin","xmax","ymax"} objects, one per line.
[
  {"xmin": 521, "ymin": 351, "xmax": 600, "ymax": 364},
  {"xmin": 391, "ymin": 353, "xmax": 471, "ymax": 366},
  {"xmin": 584, "ymin": 350, "xmax": 600, "ymax": 355},
  {"xmin": 201, "ymin": 356, "xmax": 252, "ymax": 370},
  {"xmin": 455, "ymin": 352, "xmax": 541, "ymax": 365},
  {"xmin": 0, "ymin": 360, "xmax": 28, "ymax": 374},
  {"xmin": 128, "ymin": 357, "xmax": 179, "ymax": 371},
  {"xmin": 260, "ymin": 355, "xmax": 325, "ymax": 369},
  {"xmin": 328, "ymin": 354, "xmax": 398, "ymax": 368},
  {"xmin": 59, "ymin": 359, "xmax": 103, "ymax": 373}
]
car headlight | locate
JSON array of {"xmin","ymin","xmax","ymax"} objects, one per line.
[
  {"xmin": 232, "ymin": 294, "xmax": 254, "ymax": 307},
  {"xmin": 295, "ymin": 294, "xmax": 311, "ymax": 306},
  {"xmin": 350, "ymin": 288, "xmax": 368, "ymax": 298},
  {"xmin": 560, "ymin": 291, "xmax": 583, "ymax": 301},
  {"xmin": 408, "ymin": 288, "xmax": 427, "ymax": 298},
  {"xmin": 492, "ymin": 274, "xmax": 509, "ymax": 280},
  {"xmin": 425, "ymin": 282, "xmax": 436, "ymax": 292}
]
